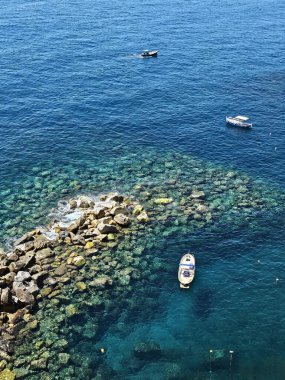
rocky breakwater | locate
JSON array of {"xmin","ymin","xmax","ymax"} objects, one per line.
[{"xmin": 0, "ymin": 192, "xmax": 148, "ymax": 372}]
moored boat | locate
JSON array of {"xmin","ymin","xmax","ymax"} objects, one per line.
[
  {"xmin": 226, "ymin": 115, "xmax": 252, "ymax": 128},
  {"xmin": 140, "ymin": 50, "xmax": 158, "ymax": 58},
  {"xmin": 178, "ymin": 253, "xmax": 195, "ymax": 289}
]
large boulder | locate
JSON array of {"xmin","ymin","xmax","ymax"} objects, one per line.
[
  {"xmin": 35, "ymin": 248, "xmax": 54, "ymax": 263},
  {"xmin": 107, "ymin": 193, "xmax": 124, "ymax": 203},
  {"xmin": 13, "ymin": 230, "xmax": 38, "ymax": 246},
  {"xmin": 110, "ymin": 206, "xmax": 129, "ymax": 216},
  {"xmin": 97, "ymin": 223, "xmax": 117, "ymax": 234},
  {"xmin": 8, "ymin": 253, "xmax": 35, "ymax": 273},
  {"xmin": 14, "ymin": 271, "xmax": 31, "ymax": 283},
  {"xmin": 33, "ymin": 235, "xmax": 50, "ymax": 250},
  {"xmin": 13, "ymin": 283, "xmax": 35, "ymax": 305},
  {"xmin": 114, "ymin": 214, "xmax": 130, "ymax": 227},
  {"xmin": 14, "ymin": 241, "xmax": 34, "ymax": 254},
  {"xmin": 78, "ymin": 196, "xmax": 94, "ymax": 209}
]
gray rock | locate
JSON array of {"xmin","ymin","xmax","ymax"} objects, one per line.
[
  {"xmin": 110, "ymin": 206, "xmax": 129, "ymax": 216},
  {"xmin": 107, "ymin": 193, "xmax": 124, "ymax": 202},
  {"xmin": 14, "ymin": 271, "xmax": 31, "ymax": 283},
  {"xmin": 97, "ymin": 223, "xmax": 118, "ymax": 234},
  {"xmin": 14, "ymin": 230, "xmax": 37, "ymax": 246},
  {"xmin": 31, "ymin": 271, "xmax": 48, "ymax": 283},
  {"xmin": 0, "ymin": 288, "xmax": 12, "ymax": 306},
  {"xmin": 35, "ymin": 248, "xmax": 54, "ymax": 263},
  {"xmin": 6, "ymin": 252, "xmax": 19, "ymax": 262},
  {"xmin": 69, "ymin": 200, "xmax": 77, "ymax": 209},
  {"xmin": 14, "ymin": 241, "xmax": 34, "ymax": 253},
  {"xmin": 2, "ymin": 272, "xmax": 15, "ymax": 285},
  {"xmin": 26, "ymin": 281, "xmax": 39, "ymax": 296},
  {"xmin": 33, "ymin": 235, "xmax": 50, "ymax": 250},
  {"xmin": 13, "ymin": 283, "xmax": 35, "ymax": 305},
  {"xmin": 114, "ymin": 213, "xmax": 130, "ymax": 227},
  {"xmin": 94, "ymin": 206, "xmax": 107, "ymax": 219},
  {"xmin": 54, "ymin": 264, "xmax": 68, "ymax": 276},
  {"xmin": 71, "ymin": 234, "xmax": 85, "ymax": 245},
  {"xmin": 9, "ymin": 253, "xmax": 35, "ymax": 273}
]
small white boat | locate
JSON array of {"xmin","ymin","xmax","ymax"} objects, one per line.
[
  {"xmin": 178, "ymin": 253, "xmax": 195, "ymax": 289},
  {"xmin": 226, "ymin": 115, "xmax": 252, "ymax": 128},
  {"xmin": 140, "ymin": 50, "xmax": 158, "ymax": 58}
]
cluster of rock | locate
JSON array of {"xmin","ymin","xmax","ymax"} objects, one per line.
[{"xmin": 0, "ymin": 192, "xmax": 149, "ymax": 371}]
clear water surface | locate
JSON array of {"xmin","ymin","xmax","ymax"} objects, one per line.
[{"xmin": 1, "ymin": 0, "xmax": 285, "ymax": 378}]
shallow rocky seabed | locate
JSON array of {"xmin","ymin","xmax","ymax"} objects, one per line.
[{"xmin": 1, "ymin": 149, "xmax": 285, "ymax": 379}]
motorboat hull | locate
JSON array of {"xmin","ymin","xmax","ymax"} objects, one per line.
[
  {"xmin": 178, "ymin": 253, "xmax": 195, "ymax": 289},
  {"xmin": 226, "ymin": 116, "xmax": 252, "ymax": 128},
  {"xmin": 141, "ymin": 51, "xmax": 158, "ymax": 58}
]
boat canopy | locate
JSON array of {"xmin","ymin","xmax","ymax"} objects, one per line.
[{"xmin": 235, "ymin": 116, "xmax": 249, "ymax": 121}]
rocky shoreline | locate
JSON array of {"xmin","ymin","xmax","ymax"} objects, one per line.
[
  {"xmin": 0, "ymin": 151, "xmax": 284, "ymax": 379},
  {"xmin": 0, "ymin": 192, "xmax": 149, "ymax": 378}
]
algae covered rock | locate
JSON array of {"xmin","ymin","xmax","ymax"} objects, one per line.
[
  {"xmin": 133, "ymin": 204, "xmax": 144, "ymax": 215},
  {"xmin": 84, "ymin": 241, "xmax": 95, "ymax": 250},
  {"xmin": 65, "ymin": 304, "xmax": 78, "ymax": 317},
  {"xmin": 154, "ymin": 198, "xmax": 173, "ymax": 205},
  {"xmin": 76, "ymin": 282, "xmax": 87, "ymax": 291},
  {"xmin": 58, "ymin": 353, "xmax": 70, "ymax": 365},
  {"xmin": 137, "ymin": 211, "xmax": 149, "ymax": 223},
  {"xmin": 89, "ymin": 276, "xmax": 112, "ymax": 288},
  {"xmin": 72, "ymin": 256, "xmax": 86, "ymax": 267},
  {"xmin": 0, "ymin": 369, "xmax": 15, "ymax": 380}
]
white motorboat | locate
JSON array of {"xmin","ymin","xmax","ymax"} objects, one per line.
[
  {"xmin": 226, "ymin": 115, "xmax": 252, "ymax": 128},
  {"xmin": 140, "ymin": 50, "xmax": 158, "ymax": 58},
  {"xmin": 178, "ymin": 253, "xmax": 195, "ymax": 289}
]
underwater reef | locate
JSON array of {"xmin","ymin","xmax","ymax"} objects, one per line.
[{"xmin": 0, "ymin": 151, "xmax": 284, "ymax": 379}]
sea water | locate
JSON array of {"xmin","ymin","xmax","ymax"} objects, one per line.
[{"xmin": 1, "ymin": 0, "xmax": 285, "ymax": 378}]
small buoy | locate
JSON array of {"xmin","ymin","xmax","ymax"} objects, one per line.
[
  {"xmin": 269, "ymin": 132, "xmax": 272, "ymax": 136},
  {"xmin": 100, "ymin": 347, "xmax": 105, "ymax": 354},
  {"xmin": 275, "ymin": 147, "xmax": 277, "ymax": 150},
  {"xmin": 209, "ymin": 349, "xmax": 213, "ymax": 353},
  {"xmin": 257, "ymin": 260, "xmax": 260, "ymax": 264},
  {"xmin": 276, "ymin": 278, "xmax": 279, "ymax": 284}
]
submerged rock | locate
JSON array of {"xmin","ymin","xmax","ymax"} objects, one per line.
[
  {"xmin": 134, "ymin": 341, "xmax": 161, "ymax": 360},
  {"xmin": 154, "ymin": 198, "xmax": 173, "ymax": 205},
  {"xmin": 72, "ymin": 256, "xmax": 86, "ymax": 267},
  {"xmin": 0, "ymin": 369, "xmax": 15, "ymax": 380},
  {"xmin": 65, "ymin": 304, "xmax": 78, "ymax": 317}
]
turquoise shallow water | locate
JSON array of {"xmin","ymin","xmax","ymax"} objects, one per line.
[{"xmin": 1, "ymin": 0, "xmax": 285, "ymax": 378}]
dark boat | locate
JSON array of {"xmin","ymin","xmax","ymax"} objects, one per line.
[{"xmin": 140, "ymin": 50, "xmax": 158, "ymax": 58}]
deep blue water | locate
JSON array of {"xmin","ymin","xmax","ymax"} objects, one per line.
[{"xmin": 1, "ymin": 0, "xmax": 285, "ymax": 378}]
